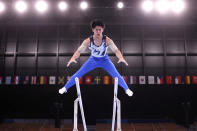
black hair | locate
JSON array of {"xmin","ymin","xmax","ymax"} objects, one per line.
[{"xmin": 90, "ymin": 19, "xmax": 105, "ymax": 29}]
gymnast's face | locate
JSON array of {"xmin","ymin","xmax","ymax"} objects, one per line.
[{"xmin": 92, "ymin": 26, "xmax": 104, "ymax": 37}]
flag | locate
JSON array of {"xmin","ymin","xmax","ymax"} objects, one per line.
[
  {"xmin": 67, "ymin": 76, "xmax": 71, "ymax": 82},
  {"xmin": 139, "ymin": 76, "xmax": 146, "ymax": 84},
  {"xmin": 130, "ymin": 76, "xmax": 137, "ymax": 84},
  {"xmin": 40, "ymin": 76, "xmax": 44, "ymax": 85},
  {"xmin": 185, "ymin": 76, "xmax": 190, "ymax": 85},
  {"xmin": 166, "ymin": 76, "xmax": 172, "ymax": 84},
  {"xmin": 0, "ymin": 76, "xmax": 3, "ymax": 84},
  {"xmin": 85, "ymin": 76, "xmax": 92, "ymax": 84},
  {"xmin": 103, "ymin": 76, "xmax": 110, "ymax": 85},
  {"xmin": 79, "ymin": 77, "xmax": 83, "ymax": 84},
  {"xmin": 49, "ymin": 76, "xmax": 56, "ymax": 85},
  {"xmin": 31, "ymin": 76, "xmax": 37, "ymax": 85},
  {"xmin": 122, "ymin": 76, "xmax": 128, "ymax": 84},
  {"xmin": 40, "ymin": 76, "xmax": 47, "ymax": 85},
  {"xmin": 94, "ymin": 76, "xmax": 101, "ymax": 84},
  {"xmin": 58, "ymin": 76, "xmax": 65, "ymax": 85},
  {"xmin": 175, "ymin": 76, "xmax": 182, "ymax": 84},
  {"xmin": 5, "ymin": 76, "xmax": 11, "ymax": 85},
  {"xmin": 192, "ymin": 76, "xmax": 197, "ymax": 84},
  {"xmin": 23, "ymin": 76, "xmax": 29, "ymax": 84},
  {"xmin": 157, "ymin": 76, "xmax": 164, "ymax": 84},
  {"xmin": 13, "ymin": 76, "xmax": 20, "ymax": 85},
  {"xmin": 148, "ymin": 76, "xmax": 154, "ymax": 84}
]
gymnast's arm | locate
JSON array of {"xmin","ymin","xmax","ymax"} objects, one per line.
[
  {"xmin": 107, "ymin": 37, "xmax": 128, "ymax": 66},
  {"xmin": 67, "ymin": 38, "xmax": 90, "ymax": 67}
]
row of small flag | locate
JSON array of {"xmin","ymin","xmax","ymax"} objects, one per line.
[{"xmin": 0, "ymin": 75, "xmax": 196, "ymax": 85}]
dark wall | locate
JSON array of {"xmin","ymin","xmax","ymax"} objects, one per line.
[
  {"xmin": 1, "ymin": 25, "xmax": 197, "ymax": 76},
  {"xmin": 0, "ymin": 85, "xmax": 196, "ymax": 125},
  {"xmin": 0, "ymin": 24, "xmax": 197, "ymax": 123}
]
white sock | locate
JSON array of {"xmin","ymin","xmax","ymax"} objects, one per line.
[
  {"xmin": 126, "ymin": 89, "xmax": 133, "ymax": 97},
  {"xmin": 59, "ymin": 87, "xmax": 67, "ymax": 94}
]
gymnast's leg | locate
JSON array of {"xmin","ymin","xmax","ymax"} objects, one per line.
[
  {"xmin": 59, "ymin": 57, "xmax": 97, "ymax": 94},
  {"xmin": 101, "ymin": 59, "xmax": 133, "ymax": 96}
]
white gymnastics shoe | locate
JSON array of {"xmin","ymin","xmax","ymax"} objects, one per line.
[
  {"xmin": 126, "ymin": 89, "xmax": 133, "ymax": 97},
  {"xmin": 59, "ymin": 87, "xmax": 67, "ymax": 94}
]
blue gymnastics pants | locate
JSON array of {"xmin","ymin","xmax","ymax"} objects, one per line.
[{"xmin": 64, "ymin": 55, "xmax": 129, "ymax": 91}]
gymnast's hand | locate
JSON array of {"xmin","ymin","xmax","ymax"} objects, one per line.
[
  {"xmin": 117, "ymin": 59, "xmax": 128, "ymax": 66},
  {"xmin": 67, "ymin": 58, "xmax": 77, "ymax": 67}
]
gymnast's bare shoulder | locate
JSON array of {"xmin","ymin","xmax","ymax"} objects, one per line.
[
  {"xmin": 77, "ymin": 38, "xmax": 90, "ymax": 53},
  {"xmin": 105, "ymin": 36, "xmax": 118, "ymax": 53},
  {"xmin": 82, "ymin": 38, "xmax": 90, "ymax": 47}
]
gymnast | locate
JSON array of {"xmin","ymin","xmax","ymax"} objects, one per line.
[{"xmin": 59, "ymin": 19, "xmax": 133, "ymax": 97}]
